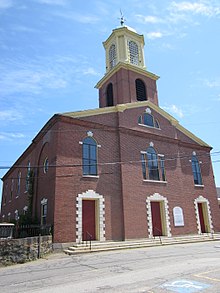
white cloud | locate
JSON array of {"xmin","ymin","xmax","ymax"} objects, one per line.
[
  {"xmin": 0, "ymin": 110, "xmax": 23, "ymax": 121},
  {"xmin": 0, "ymin": 132, "xmax": 25, "ymax": 141},
  {"xmin": 35, "ymin": 0, "xmax": 68, "ymax": 5},
  {"xmin": 0, "ymin": 54, "xmax": 99, "ymax": 98},
  {"xmin": 146, "ymin": 31, "xmax": 163, "ymax": 39},
  {"xmin": 0, "ymin": 58, "xmax": 69, "ymax": 96},
  {"xmin": 162, "ymin": 104, "xmax": 184, "ymax": 118},
  {"xmin": 136, "ymin": 14, "xmax": 163, "ymax": 24},
  {"xmin": 0, "ymin": 0, "xmax": 13, "ymax": 9},
  {"xmin": 11, "ymin": 25, "xmax": 39, "ymax": 33},
  {"xmin": 82, "ymin": 67, "xmax": 99, "ymax": 76},
  {"xmin": 204, "ymin": 78, "xmax": 220, "ymax": 88},
  {"xmin": 170, "ymin": 1, "xmax": 220, "ymax": 17},
  {"xmin": 53, "ymin": 11, "xmax": 99, "ymax": 24}
]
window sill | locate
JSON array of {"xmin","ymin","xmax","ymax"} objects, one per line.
[
  {"xmin": 15, "ymin": 195, "xmax": 19, "ymax": 199},
  {"xmin": 194, "ymin": 184, "xmax": 204, "ymax": 188},
  {"xmin": 138, "ymin": 123, "xmax": 161, "ymax": 130},
  {"xmin": 82, "ymin": 175, "xmax": 99, "ymax": 179},
  {"xmin": 24, "ymin": 191, "xmax": 28, "ymax": 194},
  {"xmin": 143, "ymin": 179, "xmax": 167, "ymax": 184}
]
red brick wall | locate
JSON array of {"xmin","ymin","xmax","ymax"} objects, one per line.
[
  {"xmin": 99, "ymin": 67, "xmax": 159, "ymax": 108},
  {"xmin": 1, "ymin": 108, "xmax": 220, "ymax": 244},
  {"xmin": 0, "ymin": 120, "xmax": 58, "ymax": 226}
]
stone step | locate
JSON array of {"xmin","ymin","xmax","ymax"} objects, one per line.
[{"xmin": 63, "ymin": 234, "xmax": 220, "ymax": 255}]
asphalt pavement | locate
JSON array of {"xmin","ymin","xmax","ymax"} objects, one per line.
[{"xmin": 0, "ymin": 240, "xmax": 220, "ymax": 292}]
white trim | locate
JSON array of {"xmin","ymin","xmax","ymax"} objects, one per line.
[
  {"xmin": 194, "ymin": 196, "xmax": 213, "ymax": 234},
  {"xmin": 82, "ymin": 175, "xmax": 99, "ymax": 179},
  {"xmin": 143, "ymin": 179, "xmax": 167, "ymax": 184},
  {"xmin": 138, "ymin": 123, "xmax": 161, "ymax": 130},
  {"xmin": 41, "ymin": 198, "xmax": 48, "ymax": 205},
  {"xmin": 146, "ymin": 193, "xmax": 171, "ymax": 238},
  {"xmin": 194, "ymin": 184, "xmax": 204, "ymax": 188},
  {"xmin": 76, "ymin": 190, "xmax": 106, "ymax": 244}
]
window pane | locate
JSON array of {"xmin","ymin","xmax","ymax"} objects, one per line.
[
  {"xmin": 192, "ymin": 155, "xmax": 202, "ymax": 185},
  {"xmin": 82, "ymin": 137, "xmax": 98, "ymax": 176},
  {"xmin": 141, "ymin": 154, "xmax": 147, "ymax": 179},
  {"xmin": 147, "ymin": 147, "xmax": 159, "ymax": 180},
  {"xmin": 155, "ymin": 119, "xmax": 160, "ymax": 129},
  {"xmin": 160, "ymin": 157, "xmax": 166, "ymax": 181},
  {"xmin": 83, "ymin": 144, "xmax": 89, "ymax": 159},
  {"xmin": 109, "ymin": 44, "xmax": 117, "ymax": 69},
  {"xmin": 144, "ymin": 113, "xmax": 154, "ymax": 127},
  {"xmin": 138, "ymin": 116, "xmax": 142, "ymax": 124},
  {"xmin": 129, "ymin": 41, "xmax": 139, "ymax": 65},
  {"xmin": 90, "ymin": 162, "xmax": 97, "ymax": 175},
  {"xmin": 83, "ymin": 159, "xmax": 90, "ymax": 175},
  {"xmin": 90, "ymin": 145, "xmax": 97, "ymax": 160}
]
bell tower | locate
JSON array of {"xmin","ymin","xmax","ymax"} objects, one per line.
[
  {"xmin": 96, "ymin": 25, "xmax": 160, "ymax": 108},
  {"xmin": 104, "ymin": 25, "xmax": 146, "ymax": 72}
]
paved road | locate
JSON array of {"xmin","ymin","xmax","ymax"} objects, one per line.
[{"xmin": 0, "ymin": 241, "xmax": 220, "ymax": 292}]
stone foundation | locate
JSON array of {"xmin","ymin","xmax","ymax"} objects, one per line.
[{"xmin": 0, "ymin": 235, "xmax": 52, "ymax": 266}]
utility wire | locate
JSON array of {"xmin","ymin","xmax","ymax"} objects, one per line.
[{"xmin": 0, "ymin": 151, "xmax": 220, "ymax": 171}]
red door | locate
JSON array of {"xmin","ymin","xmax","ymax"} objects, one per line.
[
  {"xmin": 198, "ymin": 203, "xmax": 206, "ymax": 233},
  {"xmin": 82, "ymin": 200, "xmax": 96, "ymax": 241},
  {"xmin": 151, "ymin": 201, "xmax": 162, "ymax": 236}
]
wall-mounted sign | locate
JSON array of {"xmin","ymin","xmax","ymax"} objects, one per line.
[{"xmin": 173, "ymin": 207, "xmax": 184, "ymax": 227}]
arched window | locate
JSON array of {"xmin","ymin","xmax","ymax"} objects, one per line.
[
  {"xmin": 128, "ymin": 41, "xmax": 139, "ymax": 65},
  {"xmin": 82, "ymin": 137, "xmax": 97, "ymax": 176},
  {"xmin": 109, "ymin": 44, "xmax": 117, "ymax": 69},
  {"xmin": 155, "ymin": 119, "xmax": 160, "ymax": 129},
  {"xmin": 138, "ymin": 111, "xmax": 160, "ymax": 129},
  {"xmin": 141, "ymin": 147, "xmax": 166, "ymax": 181},
  {"xmin": 41, "ymin": 198, "xmax": 48, "ymax": 225},
  {"xmin": 147, "ymin": 147, "xmax": 160, "ymax": 181},
  {"xmin": 106, "ymin": 83, "xmax": 114, "ymax": 107},
  {"xmin": 136, "ymin": 79, "xmax": 147, "ymax": 101},
  {"xmin": 17, "ymin": 171, "xmax": 21, "ymax": 196},
  {"xmin": 25, "ymin": 161, "xmax": 31, "ymax": 191},
  {"xmin": 144, "ymin": 113, "xmax": 154, "ymax": 127},
  {"xmin": 43, "ymin": 157, "xmax": 49, "ymax": 173},
  {"xmin": 192, "ymin": 154, "xmax": 202, "ymax": 185}
]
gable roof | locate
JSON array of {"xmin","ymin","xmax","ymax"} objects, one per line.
[{"xmin": 62, "ymin": 100, "xmax": 210, "ymax": 148}]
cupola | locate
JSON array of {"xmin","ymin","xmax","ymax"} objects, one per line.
[
  {"xmin": 96, "ymin": 25, "xmax": 160, "ymax": 108},
  {"xmin": 103, "ymin": 26, "xmax": 146, "ymax": 72}
]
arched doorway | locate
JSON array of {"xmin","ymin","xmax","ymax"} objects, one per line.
[
  {"xmin": 146, "ymin": 193, "xmax": 171, "ymax": 238},
  {"xmin": 76, "ymin": 190, "xmax": 106, "ymax": 243},
  {"xmin": 194, "ymin": 196, "xmax": 213, "ymax": 234}
]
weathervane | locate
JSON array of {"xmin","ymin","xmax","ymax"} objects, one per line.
[{"xmin": 119, "ymin": 10, "xmax": 126, "ymax": 26}]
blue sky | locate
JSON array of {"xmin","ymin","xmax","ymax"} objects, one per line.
[{"xmin": 0, "ymin": 0, "xmax": 220, "ymax": 203}]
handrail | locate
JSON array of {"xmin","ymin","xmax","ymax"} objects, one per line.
[
  {"xmin": 153, "ymin": 227, "xmax": 162, "ymax": 245},
  {"xmin": 81, "ymin": 231, "xmax": 92, "ymax": 250}
]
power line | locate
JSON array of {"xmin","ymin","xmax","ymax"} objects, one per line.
[{"xmin": 0, "ymin": 150, "xmax": 220, "ymax": 171}]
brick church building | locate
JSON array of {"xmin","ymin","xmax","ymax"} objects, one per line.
[{"xmin": 1, "ymin": 25, "xmax": 220, "ymax": 244}]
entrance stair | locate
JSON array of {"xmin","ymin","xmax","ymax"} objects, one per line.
[{"xmin": 63, "ymin": 233, "xmax": 220, "ymax": 255}]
